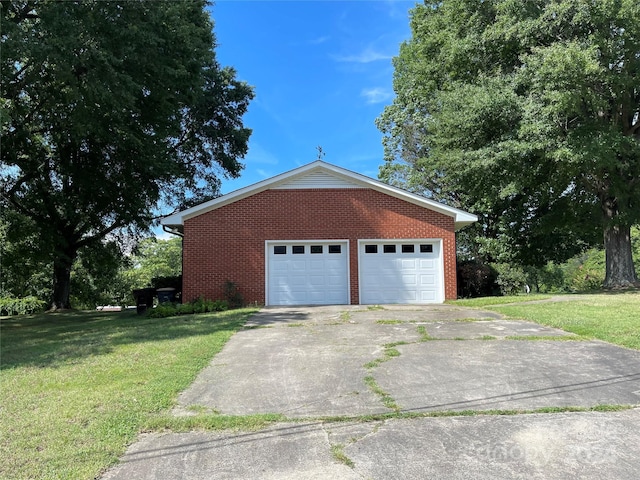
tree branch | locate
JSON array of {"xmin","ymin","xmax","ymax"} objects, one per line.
[
  {"xmin": 75, "ymin": 219, "xmax": 130, "ymax": 250},
  {"xmin": 7, "ymin": 1, "xmax": 39, "ymax": 24}
]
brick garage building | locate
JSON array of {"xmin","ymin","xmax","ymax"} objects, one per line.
[{"xmin": 161, "ymin": 161, "xmax": 476, "ymax": 306}]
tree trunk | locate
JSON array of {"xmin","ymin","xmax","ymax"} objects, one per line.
[
  {"xmin": 603, "ymin": 223, "xmax": 638, "ymax": 288},
  {"xmin": 50, "ymin": 250, "xmax": 76, "ymax": 311}
]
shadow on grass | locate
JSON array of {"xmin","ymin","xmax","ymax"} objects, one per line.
[{"xmin": 0, "ymin": 309, "xmax": 254, "ymax": 370}]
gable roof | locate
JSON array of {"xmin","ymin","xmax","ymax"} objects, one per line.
[{"xmin": 161, "ymin": 161, "xmax": 477, "ymax": 231}]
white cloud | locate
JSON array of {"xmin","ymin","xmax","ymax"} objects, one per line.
[
  {"xmin": 309, "ymin": 35, "xmax": 330, "ymax": 45},
  {"xmin": 361, "ymin": 87, "xmax": 393, "ymax": 104},
  {"xmin": 245, "ymin": 141, "xmax": 279, "ymax": 166},
  {"xmin": 332, "ymin": 47, "xmax": 393, "ymax": 64}
]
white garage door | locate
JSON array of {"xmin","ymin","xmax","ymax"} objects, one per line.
[
  {"xmin": 267, "ymin": 241, "xmax": 349, "ymax": 306},
  {"xmin": 359, "ymin": 240, "xmax": 443, "ymax": 304}
]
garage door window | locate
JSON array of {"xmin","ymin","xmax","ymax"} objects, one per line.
[
  {"xmin": 420, "ymin": 244, "xmax": 433, "ymax": 253},
  {"xmin": 365, "ymin": 245, "xmax": 378, "ymax": 253},
  {"xmin": 274, "ymin": 246, "xmax": 286, "ymax": 254},
  {"xmin": 402, "ymin": 244, "xmax": 415, "ymax": 253},
  {"xmin": 328, "ymin": 245, "xmax": 342, "ymax": 254},
  {"xmin": 310, "ymin": 245, "xmax": 323, "ymax": 254},
  {"xmin": 383, "ymin": 245, "xmax": 396, "ymax": 253},
  {"xmin": 292, "ymin": 246, "xmax": 305, "ymax": 254}
]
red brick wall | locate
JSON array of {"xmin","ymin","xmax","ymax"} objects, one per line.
[{"xmin": 182, "ymin": 188, "xmax": 458, "ymax": 304}]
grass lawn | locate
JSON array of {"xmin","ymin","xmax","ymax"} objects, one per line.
[
  {"xmin": 0, "ymin": 308, "xmax": 280, "ymax": 480},
  {"xmin": 454, "ymin": 291, "xmax": 640, "ymax": 351},
  {"xmin": 3, "ymin": 293, "xmax": 638, "ymax": 478}
]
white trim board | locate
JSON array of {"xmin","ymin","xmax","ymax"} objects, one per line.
[{"xmin": 161, "ymin": 161, "xmax": 477, "ymax": 231}]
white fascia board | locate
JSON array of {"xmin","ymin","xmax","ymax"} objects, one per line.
[
  {"xmin": 159, "ymin": 160, "xmax": 478, "ymax": 230},
  {"xmin": 316, "ymin": 162, "xmax": 478, "ymax": 230},
  {"xmin": 159, "ymin": 162, "xmax": 324, "ymax": 226}
]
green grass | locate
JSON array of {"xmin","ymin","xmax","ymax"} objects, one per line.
[
  {"xmin": 143, "ymin": 413, "xmax": 285, "ymax": 432},
  {"xmin": 0, "ymin": 308, "xmax": 260, "ymax": 480},
  {"xmin": 376, "ymin": 319, "xmax": 403, "ymax": 325},
  {"xmin": 363, "ymin": 342, "xmax": 406, "ymax": 369},
  {"xmin": 450, "ymin": 294, "xmax": 551, "ymax": 307},
  {"xmin": 363, "ymin": 375, "xmax": 399, "ymax": 411},
  {"xmin": 483, "ymin": 292, "xmax": 640, "ymax": 350},
  {"xmin": 480, "ymin": 335, "xmax": 497, "ymax": 340},
  {"xmin": 367, "ymin": 305, "xmax": 385, "ymax": 311},
  {"xmin": 416, "ymin": 325, "xmax": 434, "ymax": 341},
  {"xmin": 313, "ymin": 404, "xmax": 635, "ymax": 423},
  {"xmin": 330, "ymin": 444, "xmax": 355, "ymax": 468}
]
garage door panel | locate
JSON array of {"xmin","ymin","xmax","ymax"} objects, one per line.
[
  {"xmin": 420, "ymin": 259, "xmax": 435, "ymax": 269},
  {"xmin": 309, "ymin": 260, "xmax": 325, "ymax": 270},
  {"xmin": 402, "ymin": 274, "xmax": 418, "ymax": 286},
  {"xmin": 268, "ymin": 242, "xmax": 348, "ymax": 305},
  {"xmin": 401, "ymin": 259, "xmax": 417, "ymax": 269},
  {"xmin": 360, "ymin": 241, "xmax": 443, "ymax": 304},
  {"xmin": 291, "ymin": 261, "xmax": 307, "ymax": 271},
  {"xmin": 420, "ymin": 274, "xmax": 436, "ymax": 286},
  {"xmin": 421, "ymin": 291, "xmax": 437, "ymax": 301},
  {"xmin": 272, "ymin": 262, "xmax": 288, "ymax": 272},
  {"xmin": 398, "ymin": 290, "xmax": 418, "ymax": 302},
  {"xmin": 326, "ymin": 259, "xmax": 344, "ymax": 270}
]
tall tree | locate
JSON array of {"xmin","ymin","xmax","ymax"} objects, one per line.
[
  {"xmin": 1, "ymin": 0, "xmax": 254, "ymax": 309},
  {"xmin": 120, "ymin": 237, "xmax": 183, "ymax": 291},
  {"xmin": 378, "ymin": 0, "xmax": 640, "ymax": 287}
]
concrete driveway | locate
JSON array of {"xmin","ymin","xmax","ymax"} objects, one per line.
[{"xmin": 102, "ymin": 305, "xmax": 640, "ymax": 479}]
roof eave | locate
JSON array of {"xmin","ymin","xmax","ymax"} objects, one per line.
[{"xmin": 159, "ymin": 161, "xmax": 478, "ymax": 229}]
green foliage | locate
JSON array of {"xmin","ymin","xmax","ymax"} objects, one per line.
[
  {"xmin": 0, "ymin": 296, "xmax": 47, "ymax": 316},
  {"xmin": 378, "ymin": 0, "xmax": 640, "ymax": 285},
  {"xmin": 524, "ymin": 263, "xmax": 565, "ymax": 293},
  {"xmin": 561, "ymin": 249, "xmax": 606, "ymax": 293},
  {"xmin": 223, "ymin": 280, "xmax": 244, "ymax": 308},
  {"xmin": 146, "ymin": 297, "xmax": 228, "ymax": 319},
  {"xmin": 0, "ymin": 210, "xmax": 52, "ymax": 301},
  {"xmin": 145, "ymin": 304, "xmax": 179, "ymax": 319},
  {"xmin": 1, "ymin": 1, "xmax": 253, "ymax": 309},
  {"xmin": 70, "ymin": 240, "xmax": 130, "ymax": 309},
  {"xmin": 456, "ymin": 260, "xmax": 499, "ymax": 298},
  {"xmin": 524, "ymin": 227, "xmax": 640, "ymax": 293},
  {"xmin": 177, "ymin": 302, "xmax": 195, "ymax": 315},
  {"xmin": 117, "ymin": 237, "xmax": 183, "ymax": 305},
  {"xmin": 151, "ymin": 275, "xmax": 182, "ymax": 291},
  {"xmin": 129, "ymin": 238, "xmax": 183, "ymax": 288},
  {"xmin": 492, "ymin": 263, "xmax": 528, "ymax": 296}
]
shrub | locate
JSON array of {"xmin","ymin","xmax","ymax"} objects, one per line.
[
  {"xmin": 528, "ymin": 262, "xmax": 565, "ymax": 293},
  {"xmin": 0, "ymin": 296, "xmax": 47, "ymax": 316},
  {"xmin": 176, "ymin": 302, "xmax": 194, "ymax": 315},
  {"xmin": 561, "ymin": 248, "xmax": 605, "ymax": 292},
  {"xmin": 145, "ymin": 303, "xmax": 177, "ymax": 319},
  {"xmin": 493, "ymin": 263, "xmax": 528, "ymax": 296},
  {"xmin": 192, "ymin": 297, "xmax": 207, "ymax": 314},
  {"xmin": 145, "ymin": 297, "xmax": 228, "ymax": 319},
  {"xmin": 456, "ymin": 260, "xmax": 499, "ymax": 298},
  {"xmin": 223, "ymin": 281, "xmax": 243, "ymax": 308},
  {"xmin": 210, "ymin": 299, "xmax": 228, "ymax": 312}
]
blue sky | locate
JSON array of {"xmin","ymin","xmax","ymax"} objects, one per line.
[{"xmin": 210, "ymin": 0, "xmax": 416, "ymax": 194}]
